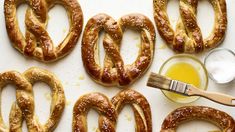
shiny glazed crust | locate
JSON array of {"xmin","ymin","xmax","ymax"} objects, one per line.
[
  {"xmin": 82, "ymin": 13, "xmax": 155, "ymax": 87},
  {"xmin": 111, "ymin": 89, "xmax": 152, "ymax": 132},
  {"xmin": 153, "ymin": 0, "xmax": 227, "ymax": 53},
  {"xmin": 161, "ymin": 106, "xmax": 235, "ymax": 132},
  {"xmin": 72, "ymin": 89, "xmax": 152, "ymax": 132},
  {"xmin": 0, "ymin": 67, "xmax": 65, "ymax": 132},
  {"xmin": 4, "ymin": 0, "xmax": 83, "ymax": 62}
]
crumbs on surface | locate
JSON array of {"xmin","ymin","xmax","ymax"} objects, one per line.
[
  {"xmin": 92, "ymin": 126, "xmax": 97, "ymax": 131},
  {"xmin": 136, "ymin": 43, "xmax": 140, "ymax": 48},
  {"xmin": 158, "ymin": 44, "xmax": 167, "ymax": 49},
  {"xmin": 44, "ymin": 92, "xmax": 51, "ymax": 101},
  {"xmin": 63, "ymin": 28, "xmax": 67, "ymax": 34},
  {"xmin": 78, "ymin": 74, "xmax": 85, "ymax": 80},
  {"xmin": 66, "ymin": 100, "xmax": 71, "ymax": 106},
  {"xmin": 171, "ymin": 18, "xmax": 177, "ymax": 23},
  {"xmin": 125, "ymin": 114, "xmax": 132, "ymax": 121}
]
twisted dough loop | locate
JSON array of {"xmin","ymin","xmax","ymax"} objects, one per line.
[
  {"xmin": 82, "ymin": 14, "xmax": 155, "ymax": 87},
  {"xmin": 4, "ymin": 0, "xmax": 83, "ymax": 62},
  {"xmin": 154, "ymin": 0, "xmax": 227, "ymax": 53},
  {"xmin": 73, "ymin": 89, "xmax": 152, "ymax": 132},
  {"xmin": 161, "ymin": 106, "xmax": 235, "ymax": 132},
  {"xmin": 0, "ymin": 67, "xmax": 65, "ymax": 132},
  {"xmin": 111, "ymin": 90, "xmax": 152, "ymax": 132},
  {"xmin": 73, "ymin": 93, "xmax": 117, "ymax": 132}
]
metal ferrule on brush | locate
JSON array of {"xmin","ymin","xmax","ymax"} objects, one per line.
[{"xmin": 169, "ymin": 80, "xmax": 190, "ymax": 95}]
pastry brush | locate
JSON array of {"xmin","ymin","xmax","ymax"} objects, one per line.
[{"xmin": 147, "ymin": 72, "xmax": 235, "ymax": 106}]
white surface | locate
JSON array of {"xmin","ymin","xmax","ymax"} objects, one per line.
[{"xmin": 0, "ymin": 0, "xmax": 235, "ymax": 131}]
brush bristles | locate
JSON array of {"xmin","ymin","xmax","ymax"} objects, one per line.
[{"xmin": 147, "ymin": 72, "xmax": 171, "ymax": 90}]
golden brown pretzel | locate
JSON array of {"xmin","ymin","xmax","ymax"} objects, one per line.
[
  {"xmin": 72, "ymin": 89, "xmax": 152, "ymax": 132},
  {"xmin": 161, "ymin": 106, "xmax": 235, "ymax": 132},
  {"xmin": 0, "ymin": 67, "xmax": 65, "ymax": 132},
  {"xmin": 111, "ymin": 89, "xmax": 152, "ymax": 132},
  {"xmin": 153, "ymin": 0, "xmax": 227, "ymax": 53},
  {"xmin": 4, "ymin": 0, "xmax": 83, "ymax": 62},
  {"xmin": 82, "ymin": 14, "xmax": 155, "ymax": 87},
  {"xmin": 72, "ymin": 93, "xmax": 117, "ymax": 132}
]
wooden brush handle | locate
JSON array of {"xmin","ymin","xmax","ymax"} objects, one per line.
[{"xmin": 188, "ymin": 86, "xmax": 235, "ymax": 106}]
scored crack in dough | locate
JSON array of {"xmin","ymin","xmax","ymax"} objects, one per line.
[
  {"xmin": 153, "ymin": 0, "xmax": 227, "ymax": 53},
  {"xmin": 72, "ymin": 89, "xmax": 152, "ymax": 132},
  {"xmin": 4, "ymin": 0, "xmax": 83, "ymax": 62},
  {"xmin": 82, "ymin": 13, "xmax": 156, "ymax": 87},
  {"xmin": 0, "ymin": 67, "xmax": 65, "ymax": 132}
]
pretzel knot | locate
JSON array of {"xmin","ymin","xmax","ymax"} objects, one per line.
[
  {"xmin": 154, "ymin": 0, "xmax": 227, "ymax": 53},
  {"xmin": 73, "ymin": 89, "xmax": 152, "ymax": 132},
  {"xmin": 82, "ymin": 14, "xmax": 156, "ymax": 87},
  {"xmin": 4, "ymin": 0, "xmax": 83, "ymax": 62},
  {"xmin": 161, "ymin": 106, "xmax": 235, "ymax": 132},
  {"xmin": 0, "ymin": 67, "xmax": 65, "ymax": 132}
]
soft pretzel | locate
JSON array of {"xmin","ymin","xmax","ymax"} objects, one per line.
[
  {"xmin": 82, "ymin": 14, "xmax": 155, "ymax": 87},
  {"xmin": 111, "ymin": 89, "xmax": 152, "ymax": 132},
  {"xmin": 0, "ymin": 67, "xmax": 65, "ymax": 132},
  {"xmin": 4, "ymin": 0, "xmax": 83, "ymax": 62},
  {"xmin": 161, "ymin": 106, "xmax": 235, "ymax": 132},
  {"xmin": 72, "ymin": 92, "xmax": 117, "ymax": 132},
  {"xmin": 0, "ymin": 71, "xmax": 31, "ymax": 132},
  {"xmin": 153, "ymin": 0, "xmax": 227, "ymax": 53},
  {"xmin": 72, "ymin": 89, "xmax": 152, "ymax": 132}
]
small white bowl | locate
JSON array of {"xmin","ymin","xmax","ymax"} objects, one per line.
[{"xmin": 204, "ymin": 48, "xmax": 235, "ymax": 84}]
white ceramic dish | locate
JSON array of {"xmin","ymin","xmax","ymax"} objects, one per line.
[
  {"xmin": 0, "ymin": 0, "xmax": 234, "ymax": 131},
  {"xmin": 204, "ymin": 48, "xmax": 235, "ymax": 84}
]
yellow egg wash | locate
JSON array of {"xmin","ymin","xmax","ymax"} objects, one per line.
[{"xmin": 163, "ymin": 62, "xmax": 201, "ymax": 102}]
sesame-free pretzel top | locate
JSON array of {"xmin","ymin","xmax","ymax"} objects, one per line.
[
  {"xmin": 161, "ymin": 106, "xmax": 235, "ymax": 132},
  {"xmin": 82, "ymin": 14, "xmax": 155, "ymax": 87},
  {"xmin": 72, "ymin": 89, "xmax": 152, "ymax": 132},
  {"xmin": 154, "ymin": 0, "xmax": 227, "ymax": 53},
  {"xmin": 4, "ymin": 0, "xmax": 83, "ymax": 62},
  {"xmin": 0, "ymin": 67, "xmax": 65, "ymax": 132}
]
